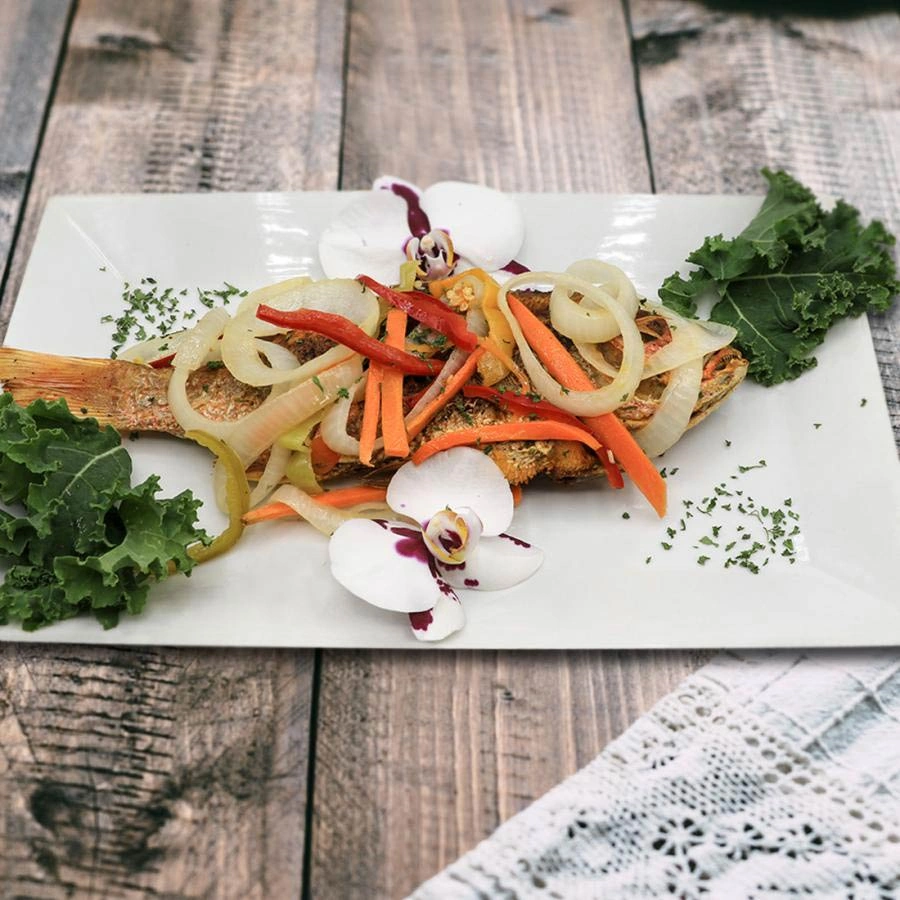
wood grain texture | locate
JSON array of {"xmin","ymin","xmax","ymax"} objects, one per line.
[
  {"xmin": 341, "ymin": 0, "xmax": 650, "ymax": 192},
  {"xmin": 310, "ymin": 2, "xmax": 709, "ymax": 897},
  {"xmin": 631, "ymin": 0, "xmax": 900, "ymax": 438},
  {"xmin": 0, "ymin": 1, "xmax": 73, "ymax": 287},
  {"xmin": 1, "ymin": 0, "xmax": 347, "ymax": 330},
  {"xmin": 0, "ymin": 1, "xmax": 347, "ymax": 896}
]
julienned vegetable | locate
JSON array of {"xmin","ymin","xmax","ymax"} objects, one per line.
[
  {"xmin": 255, "ymin": 305, "xmax": 441, "ymax": 376},
  {"xmin": 185, "ymin": 429, "xmax": 250, "ymax": 562},
  {"xmin": 0, "ymin": 395, "xmax": 208, "ymax": 630},
  {"xmin": 659, "ymin": 168, "xmax": 899, "ymax": 385},
  {"xmin": 357, "ymin": 275, "xmax": 480, "ymax": 351},
  {"xmin": 504, "ymin": 292, "xmax": 667, "ymax": 517}
]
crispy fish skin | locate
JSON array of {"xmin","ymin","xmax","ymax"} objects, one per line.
[{"xmin": 0, "ymin": 294, "xmax": 748, "ymax": 484}]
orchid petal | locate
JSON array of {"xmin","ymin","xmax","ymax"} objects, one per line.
[
  {"xmin": 436, "ymin": 533, "xmax": 543, "ymax": 591},
  {"xmin": 387, "ymin": 447, "xmax": 514, "ymax": 535},
  {"xmin": 420, "ymin": 182, "xmax": 524, "ymax": 272},
  {"xmin": 318, "ymin": 190, "xmax": 410, "ymax": 283},
  {"xmin": 408, "ymin": 587, "xmax": 465, "ymax": 642},
  {"xmin": 329, "ymin": 518, "xmax": 443, "ymax": 613}
]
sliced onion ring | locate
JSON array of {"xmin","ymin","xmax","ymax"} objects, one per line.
[
  {"xmin": 222, "ymin": 278, "xmax": 381, "ymax": 386},
  {"xmin": 168, "ymin": 308, "xmax": 234, "ymax": 439},
  {"xmin": 549, "ymin": 260, "xmax": 639, "ymax": 344},
  {"xmin": 498, "ymin": 272, "xmax": 644, "ymax": 416},
  {"xmin": 634, "ymin": 358, "xmax": 703, "ymax": 458}
]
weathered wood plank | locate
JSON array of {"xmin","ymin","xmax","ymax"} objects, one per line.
[
  {"xmin": 310, "ymin": 2, "xmax": 709, "ymax": 897},
  {"xmin": 631, "ymin": 0, "xmax": 900, "ymax": 437},
  {"xmin": 0, "ymin": 1, "xmax": 73, "ymax": 288},
  {"xmin": 1, "ymin": 0, "xmax": 346, "ymax": 329},
  {"xmin": 0, "ymin": 1, "xmax": 346, "ymax": 897}
]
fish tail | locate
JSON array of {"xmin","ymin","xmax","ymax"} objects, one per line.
[{"xmin": 0, "ymin": 347, "xmax": 169, "ymax": 431}]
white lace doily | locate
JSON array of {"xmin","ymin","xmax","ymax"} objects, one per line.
[{"xmin": 410, "ymin": 651, "xmax": 900, "ymax": 899}]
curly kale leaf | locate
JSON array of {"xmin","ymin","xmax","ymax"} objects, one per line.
[
  {"xmin": 659, "ymin": 169, "xmax": 899, "ymax": 386},
  {"xmin": 0, "ymin": 395, "xmax": 207, "ymax": 630}
]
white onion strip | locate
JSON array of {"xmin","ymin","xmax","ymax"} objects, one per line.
[
  {"xmin": 267, "ymin": 484, "xmax": 354, "ymax": 536},
  {"xmin": 320, "ymin": 374, "xmax": 368, "ymax": 456},
  {"xmin": 248, "ymin": 442, "xmax": 292, "ymax": 508},
  {"xmin": 403, "ymin": 348, "xmax": 469, "ymax": 423},
  {"xmin": 498, "ymin": 272, "xmax": 644, "ymax": 416},
  {"xmin": 226, "ymin": 357, "xmax": 362, "ymax": 467},
  {"xmin": 640, "ymin": 305, "xmax": 736, "ymax": 378},
  {"xmin": 634, "ymin": 358, "xmax": 703, "ymax": 458}
]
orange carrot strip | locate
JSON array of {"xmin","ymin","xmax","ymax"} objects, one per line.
[
  {"xmin": 310, "ymin": 430, "xmax": 341, "ymax": 477},
  {"xmin": 405, "ymin": 347, "xmax": 486, "ymax": 440},
  {"xmin": 511, "ymin": 484, "xmax": 523, "ymax": 507},
  {"xmin": 243, "ymin": 486, "xmax": 389, "ymax": 524},
  {"xmin": 412, "ymin": 421, "xmax": 601, "ymax": 466},
  {"xmin": 506, "ymin": 293, "xmax": 666, "ymax": 517},
  {"xmin": 243, "ymin": 502, "xmax": 295, "ymax": 524},
  {"xmin": 358, "ymin": 364, "xmax": 383, "ymax": 466},
  {"xmin": 313, "ymin": 485, "xmax": 388, "ymax": 507},
  {"xmin": 380, "ymin": 309, "xmax": 410, "ymax": 458}
]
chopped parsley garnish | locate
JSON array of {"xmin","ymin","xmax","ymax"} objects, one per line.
[
  {"xmin": 649, "ymin": 461, "xmax": 803, "ymax": 574},
  {"xmin": 103, "ymin": 278, "xmax": 244, "ymax": 357}
]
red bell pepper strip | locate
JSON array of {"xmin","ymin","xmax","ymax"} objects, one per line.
[
  {"xmin": 255, "ymin": 305, "xmax": 441, "ymax": 376},
  {"xmin": 356, "ymin": 275, "xmax": 479, "ymax": 352},
  {"xmin": 462, "ymin": 384, "xmax": 624, "ymax": 489}
]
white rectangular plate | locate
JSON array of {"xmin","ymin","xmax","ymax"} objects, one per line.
[{"xmin": 3, "ymin": 191, "xmax": 899, "ymax": 648}]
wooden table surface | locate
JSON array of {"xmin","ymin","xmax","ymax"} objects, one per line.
[{"xmin": 0, "ymin": 2, "xmax": 897, "ymax": 898}]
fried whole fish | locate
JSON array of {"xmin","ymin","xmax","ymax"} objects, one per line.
[{"xmin": 0, "ymin": 293, "xmax": 748, "ymax": 485}]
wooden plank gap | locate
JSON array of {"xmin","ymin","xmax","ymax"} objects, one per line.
[
  {"xmin": 300, "ymin": 647, "xmax": 324, "ymax": 900},
  {"xmin": 621, "ymin": 0, "xmax": 657, "ymax": 193}
]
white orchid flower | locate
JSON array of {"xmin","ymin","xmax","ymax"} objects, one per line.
[
  {"xmin": 328, "ymin": 447, "xmax": 543, "ymax": 642},
  {"xmin": 318, "ymin": 176, "xmax": 527, "ymax": 286}
]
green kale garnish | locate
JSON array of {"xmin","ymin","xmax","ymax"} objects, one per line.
[
  {"xmin": 0, "ymin": 396, "xmax": 207, "ymax": 631},
  {"xmin": 659, "ymin": 169, "xmax": 899, "ymax": 386}
]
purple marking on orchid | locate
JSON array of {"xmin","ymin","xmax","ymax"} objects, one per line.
[
  {"xmin": 436, "ymin": 578, "xmax": 457, "ymax": 598},
  {"xmin": 373, "ymin": 519, "xmax": 389, "ymax": 529},
  {"xmin": 386, "ymin": 182, "xmax": 431, "ymax": 237},
  {"xmin": 440, "ymin": 561, "xmax": 466, "ymax": 571},
  {"xmin": 409, "ymin": 609, "xmax": 434, "ymax": 631},
  {"xmin": 439, "ymin": 530, "xmax": 463, "ymax": 553},
  {"xmin": 502, "ymin": 259, "xmax": 530, "ymax": 274},
  {"xmin": 500, "ymin": 533, "xmax": 532, "ymax": 548},
  {"xmin": 464, "ymin": 578, "xmax": 479, "ymax": 587},
  {"xmin": 390, "ymin": 526, "xmax": 431, "ymax": 564}
]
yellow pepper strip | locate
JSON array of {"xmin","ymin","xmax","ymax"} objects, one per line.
[
  {"xmin": 185, "ymin": 430, "xmax": 251, "ymax": 563},
  {"xmin": 430, "ymin": 269, "xmax": 519, "ymax": 386},
  {"xmin": 396, "ymin": 260, "xmax": 419, "ymax": 292}
]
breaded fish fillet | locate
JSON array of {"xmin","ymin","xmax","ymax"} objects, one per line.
[{"xmin": 0, "ymin": 294, "xmax": 747, "ymax": 485}]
